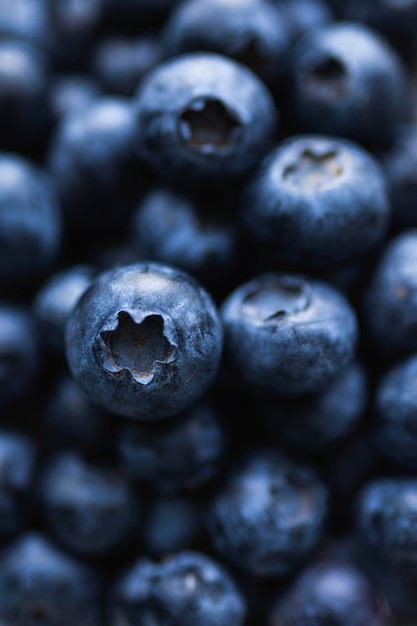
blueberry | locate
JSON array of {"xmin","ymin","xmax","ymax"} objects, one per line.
[
  {"xmin": 117, "ymin": 401, "xmax": 227, "ymax": 492},
  {"xmin": 382, "ymin": 126, "xmax": 417, "ymax": 230},
  {"xmin": 48, "ymin": 97, "xmax": 140, "ymax": 238},
  {"xmin": 243, "ymin": 135, "xmax": 389, "ymax": 269},
  {"xmin": 292, "ymin": 22, "xmax": 411, "ymax": 146},
  {"xmin": 209, "ymin": 450, "xmax": 327, "ymax": 577},
  {"xmin": 364, "ymin": 230, "xmax": 417, "ymax": 359},
  {"xmin": 262, "ymin": 361, "xmax": 367, "ymax": 451},
  {"xmin": 283, "ymin": 0, "xmax": 333, "ymax": 42},
  {"xmin": 163, "ymin": 0, "xmax": 290, "ymax": 84},
  {"xmin": 66, "ymin": 262, "xmax": 223, "ymax": 420},
  {"xmin": 41, "ymin": 374, "xmax": 113, "ymax": 458},
  {"xmin": 131, "ymin": 188, "xmax": 237, "ymax": 287},
  {"xmin": 110, "ymin": 551, "xmax": 246, "ymax": 626},
  {"xmin": 142, "ymin": 495, "xmax": 203, "ymax": 557},
  {"xmin": 33, "ymin": 265, "xmax": 97, "ymax": 357},
  {"xmin": 133, "ymin": 52, "xmax": 278, "ymax": 187},
  {"xmin": 90, "ymin": 36, "xmax": 162, "ymax": 96},
  {"xmin": 0, "ymin": 39, "xmax": 51, "ymax": 154},
  {"xmin": 221, "ymin": 273, "xmax": 358, "ymax": 397},
  {"xmin": 375, "ymin": 354, "xmax": 417, "ymax": 470},
  {"xmin": 0, "ymin": 431, "xmax": 37, "ymax": 541},
  {"xmin": 0, "ymin": 304, "xmax": 41, "ymax": 409},
  {"xmin": 0, "ymin": 0, "xmax": 51, "ymax": 51},
  {"xmin": 358, "ymin": 478, "xmax": 417, "ymax": 572},
  {"xmin": 0, "ymin": 533, "xmax": 103, "ymax": 626},
  {"xmin": 0, "ymin": 154, "xmax": 62, "ymax": 293},
  {"xmin": 269, "ymin": 558, "xmax": 390, "ymax": 626},
  {"xmin": 39, "ymin": 451, "xmax": 140, "ymax": 557},
  {"xmin": 50, "ymin": 75, "xmax": 102, "ymax": 120}
]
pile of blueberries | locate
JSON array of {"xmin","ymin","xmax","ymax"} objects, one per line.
[{"xmin": 4, "ymin": 0, "xmax": 417, "ymax": 624}]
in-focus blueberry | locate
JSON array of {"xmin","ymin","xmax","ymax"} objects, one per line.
[
  {"xmin": 209, "ymin": 450, "xmax": 327, "ymax": 577},
  {"xmin": 221, "ymin": 273, "xmax": 358, "ymax": 397},
  {"xmin": 133, "ymin": 52, "xmax": 278, "ymax": 188},
  {"xmin": 0, "ymin": 533, "xmax": 103, "ymax": 626},
  {"xmin": 66, "ymin": 262, "xmax": 223, "ymax": 420},
  {"xmin": 243, "ymin": 135, "xmax": 389, "ymax": 270},
  {"xmin": 110, "ymin": 551, "xmax": 246, "ymax": 626}
]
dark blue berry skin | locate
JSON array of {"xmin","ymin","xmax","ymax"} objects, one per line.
[
  {"xmin": 0, "ymin": 154, "xmax": 62, "ymax": 294},
  {"xmin": 262, "ymin": 362, "xmax": 367, "ymax": 452},
  {"xmin": 41, "ymin": 375, "xmax": 113, "ymax": 458},
  {"xmin": 66, "ymin": 262, "xmax": 223, "ymax": 420},
  {"xmin": 0, "ymin": 431, "xmax": 37, "ymax": 541},
  {"xmin": 0, "ymin": 533, "xmax": 103, "ymax": 626},
  {"xmin": 209, "ymin": 450, "xmax": 327, "ymax": 578},
  {"xmin": 0, "ymin": 304, "xmax": 41, "ymax": 409},
  {"xmin": 243, "ymin": 135, "xmax": 389, "ymax": 270},
  {"xmin": 142, "ymin": 495, "xmax": 203, "ymax": 557},
  {"xmin": 375, "ymin": 354, "xmax": 417, "ymax": 471},
  {"xmin": 102, "ymin": 0, "xmax": 181, "ymax": 26},
  {"xmin": 39, "ymin": 451, "xmax": 140, "ymax": 557},
  {"xmin": 131, "ymin": 188, "xmax": 237, "ymax": 286},
  {"xmin": 0, "ymin": 39, "xmax": 51, "ymax": 154},
  {"xmin": 269, "ymin": 558, "xmax": 390, "ymax": 626},
  {"xmin": 292, "ymin": 22, "xmax": 411, "ymax": 147},
  {"xmin": 33, "ymin": 265, "xmax": 96, "ymax": 357},
  {"xmin": 91, "ymin": 36, "xmax": 162, "ymax": 96},
  {"xmin": 358, "ymin": 478, "xmax": 417, "ymax": 573},
  {"xmin": 0, "ymin": 0, "xmax": 51, "ymax": 52},
  {"xmin": 110, "ymin": 551, "xmax": 246, "ymax": 626},
  {"xmin": 364, "ymin": 230, "xmax": 417, "ymax": 359},
  {"xmin": 48, "ymin": 97, "xmax": 140, "ymax": 238},
  {"xmin": 221, "ymin": 273, "xmax": 358, "ymax": 397},
  {"xmin": 163, "ymin": 0, "xmax": 290, "ymax": 85},
  {"xmin": 283, "ymin": 0, "xmax": 333, "ymax": 42},
  {"xmin": 382, "ymin": 127, "xmax": 417, "ymax": 230},
  {"xmin": 50, "ymin": 75, "xmax": 102, "ymax": 120},
  {"xmin": 117, "ymin": 402, "xmax": 227, "ymax": 493},
  {"xmin": 133, "ymin": 52, "xmax": 278, "ymax": 188}
]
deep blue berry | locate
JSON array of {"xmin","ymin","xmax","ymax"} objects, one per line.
[
  {"xmin": 0, "ymin": 304, "xmax": 41, "ymax": 409},
  {"xmin": 0, "ymin": 154, "xmax": 62, "ymax": 293},
  {"xmin": 39, "ymin": 451, "xmax": 140, "ymax": 557},
  {"xmin": 375, "ymin": 354, "xmax": 417, "ymax": 470},
  {"xmin": 358, "ymin": 478, "xmax": 417, "ymax": 572},
  {"xmin": 283, "ymin": 0, "xmax": 333, "ymax": 42},
  {"xmin": 33, "ymin": 265, "xmax": 96, "ymax": 357},
  {"xmin": 209, "ymin": 450, "xmax": 327, "ymax": 577},
  {"xmin": 243, "ymin": 135, "xmax": 389, "ymax": 270},
  {"xmin": 117, "ymin": 402, "xmax": 227, "ymax": 492},
  {"xmin": 0, "ymin": 0, "xmax": 51, "ymax": 51},
  {"xmin": 48, "ymin": 97, "xmax": 140, "ymax": 238},
  {"xmin": 364, "ymin": 230, "xmax": 417, "ymax": 359},
  {"xmin": 0, "ymin": 533, "xmax": 103, "ymax": 626},
  {"xmin": 221, "ymin": 273, "xmax": 358, "ymax": 397},
  {"xmin": 131, "ymin": 188, "xmax": 237, "ymax": 286},
  {"xmin": 292, "ymin": 22, "xmax": 411, "ymax": 146},
  {"xmin": 269, "ymin": 558, "xmax": 390, "ymax": 626},
  {"xmin": 0, "ymin": 431, "xmax": 37, "ymax": 541},
  {"xmin": 110, "ymin": 551, "xmax": 246, "ymax": 626},
  {"xmin": 133, "ymin": 52, "xmax": 278, "ymax": 188},
  {"xmin": 262, "ymin": 361, "xmax": 367, "ymax": 451},
  {"xmin": 163, "ymin": 0, "xmax": 290, "ymax": 84},
  {"xmin": 50, "ymin": 75, "xmax": 102, "ymax": 120},
  {"xmin": 91, "ymin": 36, "xmax": 162, "ymax": 96},
  {"xmin": 66, "ymin": 262, "xmax": 223, "ymax": 420}
]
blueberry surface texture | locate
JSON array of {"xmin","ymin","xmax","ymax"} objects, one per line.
[
  {"xmin": 110, "ymin": 551, "xmax": 246, "ymax": 626},
  {"xmin": 66, "ymin": 262, "xmax": 223, "ymax": 419},
  {"xmin": 209, "ymin": 450, "xmax": 327, "ymax": 577},
  {"xmin": 221, "ymin": 272, "xmax": 358, "ymax": 397},
  {"xmin": 292, "ymin": 22, "xmax": 411, "ymax": 147},
  {"xmin": 133, "ymin": 52, "xmax": 278, "ymax": 187},
  {"xmin": 243, "ymin": 135, "xmax": 390, "ymax": 270}
]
